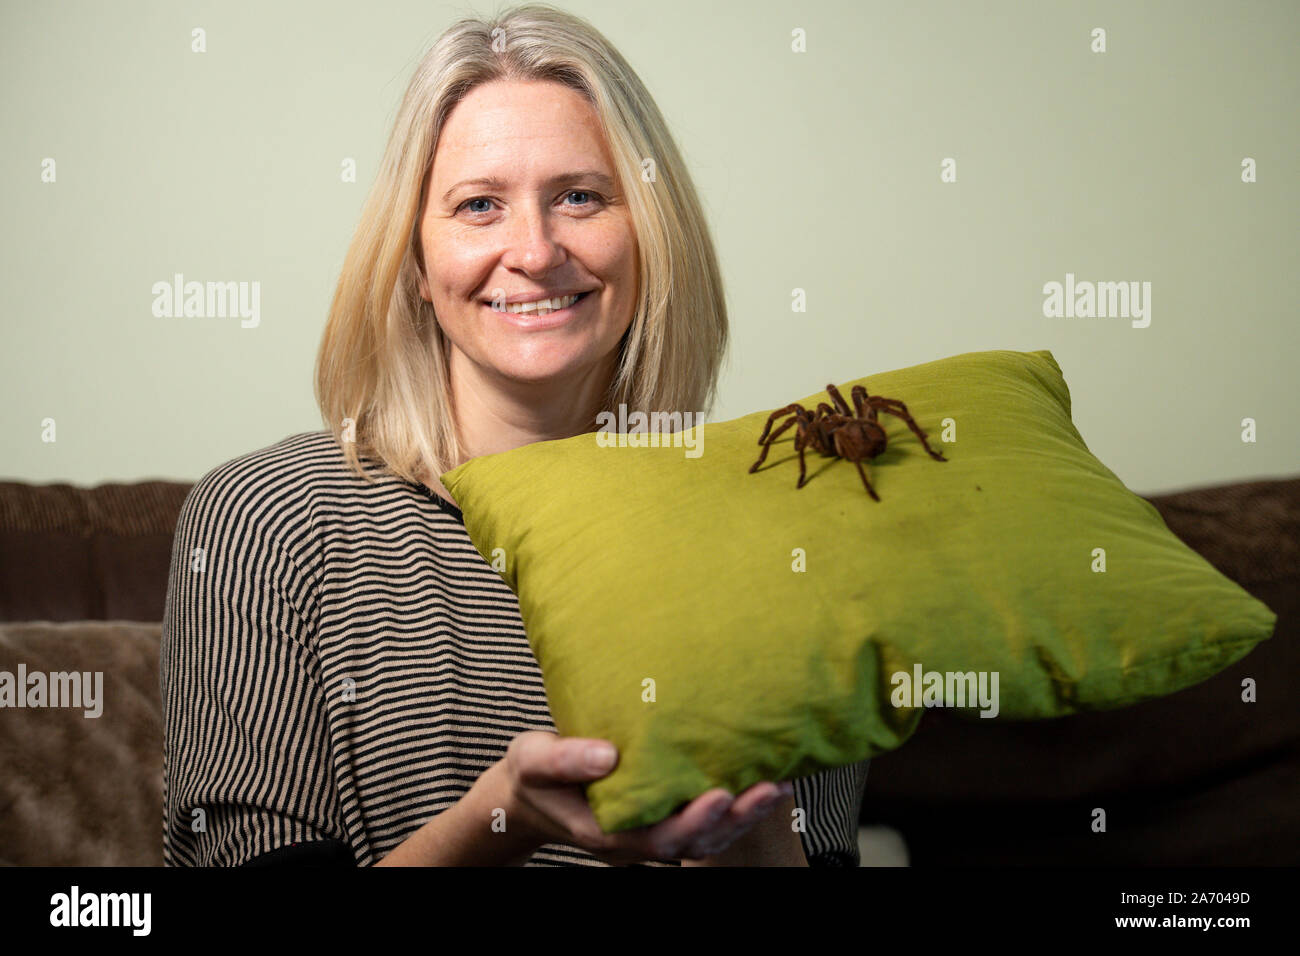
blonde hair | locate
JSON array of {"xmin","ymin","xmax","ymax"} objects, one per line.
[{"xmin": 315, "ymin": 2, "xmax": 729, "ymax": 486}]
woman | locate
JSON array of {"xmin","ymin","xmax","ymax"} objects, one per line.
[{"xmin": 162, "ymin": 2, "xmax": 870, "ymax": 867}]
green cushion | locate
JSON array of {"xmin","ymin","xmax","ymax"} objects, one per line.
[{"xmin": 440, "ymin": 349, "xmax": 1276, "ymax": 833}]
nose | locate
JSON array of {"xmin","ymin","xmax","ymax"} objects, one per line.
[{"xmin": 499, "ymin": 205, "xmax": 566, "ymax": 274}]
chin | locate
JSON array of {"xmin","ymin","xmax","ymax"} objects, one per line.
[
  {"xmin": 489, "ymin": 344, "xmax": 615, "ymax": 386},
  {"xmin": 491, "ymin": 356, "xmax": 597, "ymax": 386}
]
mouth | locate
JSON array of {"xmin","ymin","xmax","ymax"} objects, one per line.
[{"xmin": 483, "ymin": 290, "xmax": 592, "ymax": 331}]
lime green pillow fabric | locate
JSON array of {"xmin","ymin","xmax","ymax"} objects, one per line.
[{"xmin": 440, "ymin": 349, "xmax": 1276, "ymax": 833}]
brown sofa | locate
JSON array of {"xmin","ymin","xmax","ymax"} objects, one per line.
[{"xmin": 1, "ymin": 475, "xmax": 1295, "ymax": 866}]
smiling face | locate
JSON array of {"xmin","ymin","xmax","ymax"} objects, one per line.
[{"xmin": 416, "ymin": 79, "xmax": 638, "ymax": 400}]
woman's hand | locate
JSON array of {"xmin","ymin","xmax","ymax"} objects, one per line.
[
  {"xmin": 680, "ymin": 792, "xmax": 808, "ymax": 865},
  {"xmin": 491, "ymin": 730, "xmax": 793, "ymax": 865}
]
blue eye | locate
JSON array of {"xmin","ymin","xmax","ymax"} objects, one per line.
[{"xmin": 457, "ymin": 190, "xmax": 602, "ymax": 215}]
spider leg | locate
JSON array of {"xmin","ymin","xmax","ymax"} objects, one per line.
[
  {"xmin": 851, "ymin": 385, "xmax": 881, "ymax": 423},
  {"xmin": 853, "ymin": 459, "xmax": 881, "ymax": 501},
  {"xmin": 826, "ymin": 384, "xmax": 853, "ymax": 416},
  {"xmin": 756, "ymin": 404, "xmax": 806, "ymax": 445},
  {"xmin": 749, "ymin": 413, "xmax": 803, "ymax": 472},
  {"xmin": 872, "ymin": 398, "xmax": 948, "ymax": 461},
  {"xmin": 795, "ymin": 426, "xmax": 813, "ymax": 488}
]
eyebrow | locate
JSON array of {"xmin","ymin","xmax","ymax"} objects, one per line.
[{"xmin": 440, "ymin": 170, "xmax": 617, "ymax": 204}]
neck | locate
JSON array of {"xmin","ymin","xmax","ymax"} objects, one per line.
[{"xmin": 447, "ymin": 346, "xmax": 617, "ymax": 464}]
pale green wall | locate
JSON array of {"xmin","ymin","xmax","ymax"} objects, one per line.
[{"xmin": 2, "ymin": 0, "xmax": 1296, "ymax": 496}]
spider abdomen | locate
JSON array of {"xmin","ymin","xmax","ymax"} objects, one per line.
[{"xmin": 833, "ymin": 422, "xmax": 886, "ymax": 460}]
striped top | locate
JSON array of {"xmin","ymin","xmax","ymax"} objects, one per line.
[{"xmin": 161, "ymin": 431, "xmax": 869, "ymax": 867}]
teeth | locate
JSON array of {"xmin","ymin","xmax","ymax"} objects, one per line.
[{"xmin": 497, "ymin": 293, "xmax": 581, "ymax": 315}]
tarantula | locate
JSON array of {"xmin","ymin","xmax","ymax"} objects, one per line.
[{"xmin": 748, "ymin": 383, "xmax": 947, "ymax": 500}]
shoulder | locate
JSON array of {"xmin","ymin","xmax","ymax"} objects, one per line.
[
  {"xmin": 176, "ymin": 431, "xmax": 461, "ymax": 555},
  {"xmin": 180, "ymin": 429, "xmax": 339, "ymax": 511},
  {"xmin": 175, "ymin": 431, "xmax": 360, "ymax": 555}
]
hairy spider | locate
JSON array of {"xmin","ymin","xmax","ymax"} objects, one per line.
[{"xmin": 748, "ymin": 383, "xmax": 947, "ymax": 500}]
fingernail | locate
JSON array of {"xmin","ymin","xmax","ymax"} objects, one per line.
[
  {"xmin": 708, "ymin": 797, "xmax": 732, "ymax": 821},
  {"xmin": 585, "ymin": 744, "xmax": 616, "ymax": 773}
]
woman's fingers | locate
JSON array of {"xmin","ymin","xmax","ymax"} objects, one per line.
[
  {"xmin": 677, "ymin": 781, "xmax": 792, "ymax": 859},
  {"xmin": 505, "ymin": 734, "xmax": 799, "ymax": 865},
  {"xmin": 583, "ymin": 787, "xmax": 732, "ymax": 863},
  {"xmin": 511, "ymin": 732, "xmax": 620, "ymax": 788},
  {"xmin": 568, "ymin": 777, "xmax": 796, "ymax": 865},
  {"xmin": 630, "ymin": 780, "xmax": 794, "ymax": 861},
  {"xmin": 649, "ymin": 788, "xmax": 736, "ymax": 859}
]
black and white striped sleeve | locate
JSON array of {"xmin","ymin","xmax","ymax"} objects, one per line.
[
  {"xmin": 160, "ymin": 466, "xmax": 350, "ymax": 867},
  {"xmin": 792, "ymin": 758, "xmax": 871, "ymax": 866}
]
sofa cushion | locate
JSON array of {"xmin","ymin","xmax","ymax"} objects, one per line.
[
  {"xmin": 0, "ymin": 481, "xmax": 191, "ymax": 622},
  {"xmin": 0, "ymin": 620, "xmax": 163, "ymax": 866}
]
